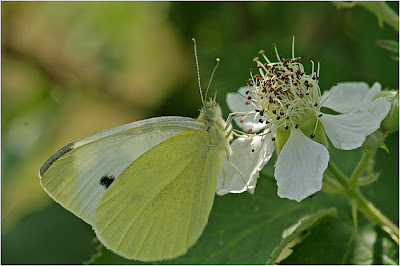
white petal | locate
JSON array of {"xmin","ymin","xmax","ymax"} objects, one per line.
[
  {"xmin": 216, "ymin": 134, "xmax": 274, "ymax": 195},
  {"xmin": 275, "ymin": 128, "xmax": 330, "ymax": 202},
  {"xmin": 320, "ymin": 97, "xmax": 391, "ymax": 150},
  {"xmin": 321, "ymin": 82, "xmax": 382, "ymax": 113},
  {"xmin": 227, "ymin": 86, "xmax": 266, "ymax": 132}
]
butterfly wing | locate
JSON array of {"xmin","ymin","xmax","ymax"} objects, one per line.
[
  {"xmin": 39, "ymin": 117, "xmax": 206, "ymax": 225},
  {"xmin": 94, "ymin": 129, "xmax": 226, "ymax": 261}
]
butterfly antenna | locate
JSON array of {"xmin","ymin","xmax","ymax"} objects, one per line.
[
  {"xmin": 192, "ymin": 38, "xmax": 204, "ymax": 105},
  {"xmin": 206, "ymin": 58, "xmax": 220, "ymax": 102},
  {"xmin": 213, "ymin": 85, "xmax": 218, "ymax": 103}
]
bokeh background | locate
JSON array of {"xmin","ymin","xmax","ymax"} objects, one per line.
[{"xmin": 2, "ymin": 1, "xmax": 398, "ymax": 264}]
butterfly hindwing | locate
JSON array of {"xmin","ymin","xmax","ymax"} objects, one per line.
[
  {"xmin": 94, "ymin": 129, "xmax": 226, "ymax": 261},
  {"xmin": 39, "ymin": 117, "xmax": 206, "ymax": 225}
]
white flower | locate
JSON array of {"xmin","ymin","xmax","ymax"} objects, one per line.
[{"xmin": 216, "ymin": 40, "xmax": 391, "ymax": 202}]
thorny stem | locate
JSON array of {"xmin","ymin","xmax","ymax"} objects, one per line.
[{"xmin": 327, "ymin": 160, "xmax": 399, "ymax": 242}]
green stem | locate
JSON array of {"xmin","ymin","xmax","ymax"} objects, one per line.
[
  {"xmin": 322, "ymin": 175, "xmax": 346, "ymax": 195},
  {"xmin": 328, "ymin": 161, "xmax": 399, "ymax": 241},
  {"xmin": 327, "ymin": 162, "xmax": 349, "ymax": 188},
  {"xmin": 348, "ymin": 188, "xmax": 399, "ymax": 241},
  {"xmin": 349, "ymin": 151, "xmax": 373, "ymax": 188}
]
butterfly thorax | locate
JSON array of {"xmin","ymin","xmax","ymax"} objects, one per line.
[{"xmin": 197, "ymin": 100, "xmax": 232, "ymax": 155}]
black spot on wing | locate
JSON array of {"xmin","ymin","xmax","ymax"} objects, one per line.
[
  {"xmin": 100, "ymin": 175, "xmax": 115, "ymax": 189},
  {"xmin": 39, "ymin": 142, "xmax": 74, "ymax": 177}
]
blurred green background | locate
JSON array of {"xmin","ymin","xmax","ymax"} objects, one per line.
[{"xmin": 2, "ymin": 1, "xmax": 398, "ymax": 264}]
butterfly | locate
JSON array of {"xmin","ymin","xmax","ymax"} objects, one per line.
[{"xmin": 39, "ymin": 39, "xmax": 234, "ymax": 261}]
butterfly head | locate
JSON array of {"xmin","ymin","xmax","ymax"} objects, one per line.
[{"xmin": 198, "ymin": 100, "xmax": 222, "ymax": 123}]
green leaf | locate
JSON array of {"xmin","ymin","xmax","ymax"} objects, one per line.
[
  {"xmin": 279, "ymin": 218, "xmax": 357, "ymax": 264},
  {"xmin": 266, "ymin": 208, "xmax": 337, "ymax": 264},
  {"xmin": 1, "ymin": 204, "xmax": 96, "ymax": 264},
  {"xmin": 278, "ymin": 221, "xmax": 399, "ymax": 265},
  {"xmin": 89, "ymin": 177, "xmax": 348, "ymax": 264}
]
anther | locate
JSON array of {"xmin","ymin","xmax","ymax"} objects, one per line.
[
  {"xmin": 271, "ymin": 137, "xmax": 276, "ymax": 141},
  {"xmin": 248, "ymin": 128, "xmax": 253, "ymax": 132},
  {"xmin": 272, "ymin": 43, "xmax": 277, "ymax": 47},
  {"xmin": 272, "ymin": 110, "xmax": 277, "ymax": 114},
  {"xmin": 258, "ymin": 50, "xmax": 265, "ymax": 54},
  {"xmin": 285, "ymin": 126, "xmax": 289, "ymax": 130},
  {"xmin": 314, "ymin": 103, "xmax": 318, "ymax": 107},
  {"xmin": 276, "ymin": 116, "xmax": 281, "ymax": 120},
  {"xmin": 259, "ymin": 119, "xmax": 263, "ymax": 123},
  {"xmin": 247, "ymin": 96, "xmax": 252, "ymax": 100},
  {"xmin": 333, "ymin": 83, "xmax": 338, "ymax": 86},
  {"xmin": 318, "ymin": 114, "xmax": 323, "ymax": 117},
  {"xmin": 253, "ymin": 57, "xmax": 259, "ymax": 62},
  {"xmin": 310, "ymin": 134, "xmax": 315, "ymax": 138},
  {"xmin": 246, "ymin": 90, "xmax": 250, "ymax": 94},
  {"xmin": 307, "ymin": 56, "xmax": 312, "ymax": 61},
  {"xmin": 240, "ymin": 119, "xmax": 244, "ymax": 123},
  {"xmin": 246, "ymin": 101, "xmax": 250, "ymax": 105},
  {"xmin": 299, "ymin": 94, "xmax": 304, "ymax": 98},
  {"xmin": 251, "ymin": 148, "xmax": 255, "ymax": 152},
  {"xmin": 295, "ymin": 124, "xmax": 299, "ymax": 129},
  {"xmin": 260, "ymin": 110, "xmax": 264, "ymax": 116}
]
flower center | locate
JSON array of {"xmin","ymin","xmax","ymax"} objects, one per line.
[{"xmin": 245, "ymin": 42, "xmax": 322, "ymax": 133}]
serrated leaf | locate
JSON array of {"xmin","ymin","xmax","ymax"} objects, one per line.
[
  {"xmin": 279, "ymin": 218, "xmax": 357, "ymax": 264},
  {"xmin": 279, "ymin": 221, "xmax": 399, "ymax": 265},
  {"xmin": 266, "ymin": 208, "xmax": 337, "ymax": 264},
  {"xmin": 89, "ymin": 177, "xmax": 348, "ymax": 264}
]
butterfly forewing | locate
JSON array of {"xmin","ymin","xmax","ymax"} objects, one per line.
[
  {"xmin": 39, "ymin": 117, "xmax": 206, "ymax": 225},
  {"xmin": 94, "ymin": 129, "xmax": 226, "ymax": 261}
]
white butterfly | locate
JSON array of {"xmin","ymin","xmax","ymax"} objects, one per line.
[{"xmin": 39, "ymin": 40, "xmax": 237, "ymax": 261}]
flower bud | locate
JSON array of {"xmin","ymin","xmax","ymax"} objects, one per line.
[
  {"xmin": 374, "ymin": 90, "xmax": 399, "ymax": 133},
  {"xmin": 362, "ymin": 128, "xmax": 387, "ymax": 152}
]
